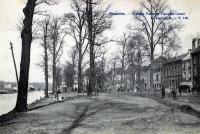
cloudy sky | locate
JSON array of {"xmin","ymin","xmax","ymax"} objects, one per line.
[{"xmin": 0, "ymin": 0, "xmax": 200, "ymax": 82}]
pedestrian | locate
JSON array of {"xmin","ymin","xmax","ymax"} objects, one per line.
[
  {"xmin": 178, "ymin": 86, "xmax": 182, "ymax": 96},
  {"xmin": 161, "ymin": 84, "xmax": 165, "ymax": 99},
  {"xmin": 171, "ymin": 88, "xmax": 177, "ymax": 100}
]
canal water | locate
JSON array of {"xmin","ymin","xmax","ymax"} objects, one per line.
[{"xmin": 0, "ymin": 91, "xmax": 44, "ymax": 116}]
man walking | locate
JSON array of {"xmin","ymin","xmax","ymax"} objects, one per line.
[
  {"xmin": 171, "ymin": 88, "xmax": 177, "ymax": 100},
  {"xmin": 161, "ymin": 84, "xmax": 165, "ymax": 99}
]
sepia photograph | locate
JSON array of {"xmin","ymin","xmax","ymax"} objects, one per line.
[{"xmin": 0, "ymin": 0, "xmax": 200, "ymax": 133}]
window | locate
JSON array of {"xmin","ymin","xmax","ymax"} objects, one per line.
[
  {"xmin": 194, "ymin": 67, "xmax": 197, "ymax": 76},
  {"xmin": 173, "ymin": 66, "xmax": 175, "ymax": 76},
  {"xmin": 156, "ymin": 74, "xmax": 158, "ymax": 81},
  {"xmin": 166, "ymin": 69, "xmax": 168, "ymax": 77},
  {"xmin": 176, "ymin": 66, "xmax": 177, "ymax": 75},
  {"xmin": 194, "ymin": 56, "xmax": 197, "ymax": 65},
  {"xmin": 183, "ymin": 63, "xmax": 185, "ymax": 70},
  {"xmin": 189, "ymin": 72, "xmax": 191, "ymax": 80},
  {"xmin": 178, "ymin": 65, "xmax": 181, "ymax": 75},
  {"xmin": 188, "ymin": 63, "xmax": 191, "ymax": 69},
  {"xmin": 183, "ymin": 72, "xmax": 186, "ymax": 79}
]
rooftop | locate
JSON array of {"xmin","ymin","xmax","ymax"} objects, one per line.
[{"xmin": 164, "ymin": 53, "xmax": 188, "ymax": 64}]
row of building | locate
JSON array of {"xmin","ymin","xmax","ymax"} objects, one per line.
[
  {"xmin": 58, "ymin": 38, "xmax": 200, "ymax": 93},
  {"xmin": 141, "ymin": 38, "xmax": 200, "ymax": 93}
]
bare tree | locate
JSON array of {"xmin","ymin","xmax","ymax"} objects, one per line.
[
  {"xmin": 63, "ymin": 0, "xmax": 88, "ymax": 93},
  {"xmin": 109, "ymin": 53, "xmax": 120, "ymax": 90},
  {"xmin": 127, "ymin": 33, "xmax": 148, "ymax": 90},
  {"xmin": 37, "ymin": 16, "xmax": 51, "ymax": 98},
  {"xmin": 14, "ymin": 18, "xmax": 40, "ymax": 41},
  {"xmin": 48, "ymin": 16, "xmax": 66, "ymax": 94},
  {"xmin": 86, "ymin": 0, "xmax": 112, "ymax": 96},
  {"xmin": 63, "ymin": 63, "xmax": 76, "ymax": 91},
  {"xmin": 132, "ymin": 0, "xmax": 182, "ymax": 90},
  {"xmin": 14, "ymin": 0, "xmax": 58, "ymax": 112},
  {"xmin": 159, "ymin": 23, "xmax": 181, "ymax": 57},
  {"xmin": 64, "ymin": 47, "xmax": 77, "ymax": 91},
  {"xmin": 118, "ymin": 33, "xmax": 130, "ymax": 90},
  {"xmin": 95, "ymin": 55, "xmax": 107, "ymax": 94}
]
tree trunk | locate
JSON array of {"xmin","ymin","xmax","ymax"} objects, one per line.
[
  {"xmin": 52, "ymin": 24, "xmax": 57, "ymax": 94},
  {"xmin": 15, "ymin": 0, "xmax": 37, "ymax": 112},
  {"xmin": 72, "ymin": 54, "xmax": 76, "ymax": 91},
  {"xmin": 87, "ymin": 0, "xmax": 94, "ymax": 96},
  {"xmin": 150, "ymin": 13, "xmax": 155, "ymax": 92},
  {"xmin": 78, "ymin": 45, "xmax": 83, "ymax": 93},
  {"xmin": 137, "ymin": 51, "xmax": 141, "ymax": 90},
  {"xmin": 88, "ymin": 41, "xmax": 95, "ymax": 96},
  {"xmin": 150, "ymin": 51, "xmax": 154, "ymax": 91},
  {"xmin": 52, "ymin": 47, "xmax": 56, "ymax": 94},
  {"xmin": 112, "ymin": 63, "xmax": 116, "ymax": 89},
  {"xmin": 44, "ymin": 23, "xmax": 48, "ymax": 98},
  {"xmin": 121, "ymin": 43, "xmax": 125, "ymax": 90}
]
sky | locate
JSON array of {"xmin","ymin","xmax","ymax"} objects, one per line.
[{"xmin": 0, "ymin": 0, "xmax": 200, "ymax": 82}]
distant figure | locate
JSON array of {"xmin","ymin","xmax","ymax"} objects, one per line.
[
  {"xmin": 75, "ymin": 87, "xmax": 78, "ymax": 92},
  {"xmin": 161, "ymin": 84, "xmax": 165, "ymax": 99},
  {"xmin": 171, "ymin": 88, "xmax": 177, "ymax": 100},
  {"xmin": 178, "ymin": 87, "xmax": 182, "ymax": 96}
]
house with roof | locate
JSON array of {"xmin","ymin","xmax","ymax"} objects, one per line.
[
  {"xmin": 162, "ymin": 53, "xmax": 188, "ymax": 93},
  {"xmin": 140, "ymin": 56, "xmax": 166, "ymax": 92},
  {"xmin": 191, "ymin": 38, "xmax": 200, "ymax": 92}
]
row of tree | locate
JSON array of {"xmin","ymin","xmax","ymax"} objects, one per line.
[
  {"xmin": 14, "ymin": 0, "xmax": 182, "ymax": 112},
  {"xmin": 109, "ymin": 0, "xmax": 182, "ymax": 91},
  {"xmin": 14, "ymin": 0, "xmax": 112, "ymax": 112}
]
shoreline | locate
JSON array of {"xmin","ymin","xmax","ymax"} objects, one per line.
[
  {"xmin": 0, "ymin": 90, "xmax": 44, "ymax": 95},
  {"xmin": 0, "ymin": 91, "xmax": 45, "ymax": 125},
  {"xmin": 0, "ymin": 95, "xmax": 45, "ymax": 125}
]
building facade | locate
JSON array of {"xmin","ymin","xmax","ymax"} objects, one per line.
[
  {"xmin": 140, "ymin": 66, "xmax": 150, "ymax": 91},
  {"xmin": 140, "ymin": 57, "xmax": 165, "ymax": 92},
  {"xmin": 181, "ymin": 51, "xmax": 192, "ymax": 91},
  {"xmin": 191, "ymin": 38, "xmax": 200, "ymax": 92},
  {"xmin": 153, "ymin": 64, "xmax": 162, "ymax": 92},
  {"xmin": 152, "ymin": 56, "xmax": 166, "ymax": 92},
  {"xmin": 162, "ymin": 56, "xmax": 184, "ymax": 93}
]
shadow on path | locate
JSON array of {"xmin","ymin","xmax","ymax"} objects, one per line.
[{"xmin": 61, "ymin": 103, "xmax": 101, "ymax": 134}]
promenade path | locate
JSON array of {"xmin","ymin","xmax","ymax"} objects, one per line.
[{"xmin": 0, "ymin": 93, "xmax": 200, "ymax": 134}]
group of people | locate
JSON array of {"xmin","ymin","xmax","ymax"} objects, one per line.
[{"xmin": 161, "ymin": 84, "xmax": 177, "ymax": 100}]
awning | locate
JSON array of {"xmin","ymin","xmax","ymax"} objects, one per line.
[{"xmin": 180, "ymin": 81, "xmax": 192, "ymax": 86}]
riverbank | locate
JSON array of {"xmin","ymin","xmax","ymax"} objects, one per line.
[
  {"xmin": 0, "ymin": 93, "xmax": 81, "ymax": 125},
  {"xmin": 0, "ymin": 91, "xmax": 45, "ymax": 116}
]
